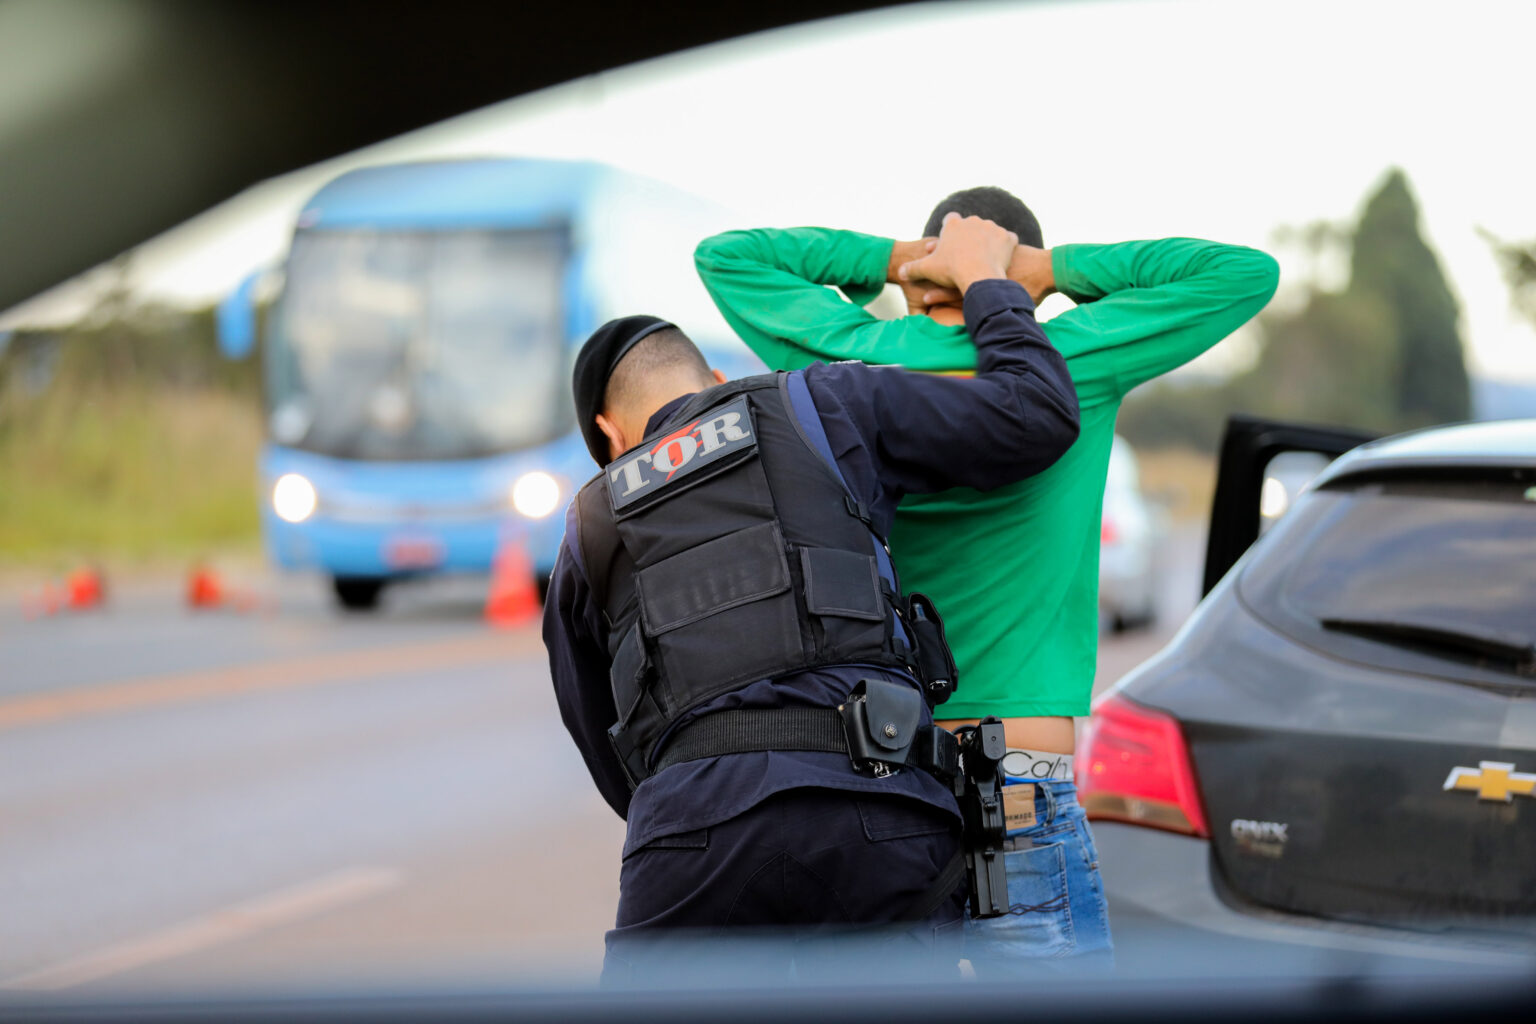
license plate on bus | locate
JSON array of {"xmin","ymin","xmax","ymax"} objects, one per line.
[{"xmin": 385, "ymin": 535, "xmax": 445, "ymax": 569}]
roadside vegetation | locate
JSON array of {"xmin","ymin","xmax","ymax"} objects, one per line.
[
  {"xmin": 0, "ymin": 293, "xmax": 263, "ymax": 570},
  {"xmin": 1119, "ymin": 168, "xmax": 1475, "ymax": 455}
]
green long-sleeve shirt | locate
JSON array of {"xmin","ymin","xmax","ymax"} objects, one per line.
[{"xmin": 695, "ymin": 228, "xmax": 1279, "ymax": 717}]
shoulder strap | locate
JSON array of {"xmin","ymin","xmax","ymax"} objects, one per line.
[
  {"xmin": 572, "ymin": 476, "xmax": 632, "ymax": 630},
  {"xmin": 783, "ymin": 371, "xmax": 898, "ymax": 590}
]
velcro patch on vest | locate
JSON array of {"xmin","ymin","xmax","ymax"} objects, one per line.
[{"xmin": 605, "ymin": 395, "xmax": 756, "ymax": 512}]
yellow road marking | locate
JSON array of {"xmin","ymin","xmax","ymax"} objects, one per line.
[
  {"xmin": 0, "ymin": 866, "xmax": 403, "ymax": 991},
  {"xmin": 0, "ymin": 629, "xmax": 542, "ymax": 732}
]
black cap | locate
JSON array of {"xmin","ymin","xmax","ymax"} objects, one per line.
[{"xmin": 572, "ymin": 315, "xmax": 676, "ymax": 465}]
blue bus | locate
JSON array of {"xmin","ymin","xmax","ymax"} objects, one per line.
[{"xmin": 218, "ymin": 158, "xmax": 757, "ymax": 609}]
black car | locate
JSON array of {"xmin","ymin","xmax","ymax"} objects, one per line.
[{"xmin": 1079, "ymin": 416, "xmax": 1536, "ymax": 966}]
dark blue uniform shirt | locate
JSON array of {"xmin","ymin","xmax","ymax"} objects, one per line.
[{"xmin": 544, "ymin": 279, "xmax": 1078, "ymax": 855}]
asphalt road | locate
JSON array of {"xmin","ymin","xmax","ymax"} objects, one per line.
[{"xmin": 0, "ymin": 527, "xmax": 1205, "ymax": 998}]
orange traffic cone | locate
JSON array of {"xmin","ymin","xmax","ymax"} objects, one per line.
[
  {"xmin": 65, "ymin": 567, "xmax": 105, "ymax": 610},
  {"xmin": 187, "ymin": 564, "xmax": 224, "ymax": 609},
  {"xmin": 186, "ymin": 563, "xmax": 266, "ymax": 613},
  {"xmin": 485, "ymin": 541, "xmax": 540, "ymax": 628}
]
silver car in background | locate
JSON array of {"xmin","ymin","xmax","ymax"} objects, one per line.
[{"xmin": 1100, "ymin": 435, "xmax": 1161, "ymax": 631}]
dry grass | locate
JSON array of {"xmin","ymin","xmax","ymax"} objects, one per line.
[
  {"xmin": 1133, "ymin": 446, "xmax": 1217, "ymax": 524},
  {"xmin": 0, "ymin": 382, "xmax": 263, "ymax": 569}
]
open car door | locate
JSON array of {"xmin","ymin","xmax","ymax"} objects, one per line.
[{"xmin": 1202, "ymin": 415, "xmax": 1377, "ymax": 595}]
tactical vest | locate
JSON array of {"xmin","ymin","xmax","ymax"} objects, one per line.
[{"xmin": 573, "ymin": 372, "xmax": 920, "ymax": 788}]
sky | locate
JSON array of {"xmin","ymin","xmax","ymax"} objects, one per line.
[{"xmin": 6, "ymin": 0, "xmax": 1536, "ymax": 382}]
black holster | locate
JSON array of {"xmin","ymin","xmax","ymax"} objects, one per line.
[
  {"xmin": 839, "ymin": 678, "xmax": 959, "ymax": 779},
  {"xmin": 953, "ymin": 717, "xmax": 1009, "ymax": 918},
  {"xmin": 906, "ymin": 592, "xmax": 958, "ymax": 708}
]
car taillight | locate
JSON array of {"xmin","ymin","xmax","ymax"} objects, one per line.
[
  {"xmin": 1100, "ymin": 518, "xmax": 1118, "ymax": 545},
  {"xmin": 1076, "ymin": 693, "xmax": 1209, "ymax": 837}
]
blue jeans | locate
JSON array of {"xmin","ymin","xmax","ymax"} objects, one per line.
[{"xmin": 963, "ymin": 778, "xmax": 1113, "ymax": 974}]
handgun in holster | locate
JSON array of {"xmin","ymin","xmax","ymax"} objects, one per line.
[{"xmin": 953, "ymin": 717, "xmax": 1009, "ymax": 918}]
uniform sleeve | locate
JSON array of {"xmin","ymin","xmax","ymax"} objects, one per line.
[
  {"xmin": 1045, "ymin": 238, "xmax": 1280, "ymax": 408},
  {"xmin": 694, "ymin": 227, "xmax": 979, "ymax": 372},
  {"xmin": 542, "ymin": 506, "xmax": 631, "ymax": 820},
  {"xmin": 805, "ymin": 279, "xmax": 1079, "ymax": 511}
]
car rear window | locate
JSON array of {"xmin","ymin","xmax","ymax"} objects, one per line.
[{"xmin": 1238, "ymin": 468, "xmax": 1536, "ymax": 688}]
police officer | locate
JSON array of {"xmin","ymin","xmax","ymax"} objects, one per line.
[{"xmin": 542, "ymin": 215, "xmax": 1079, "ymax": 982}]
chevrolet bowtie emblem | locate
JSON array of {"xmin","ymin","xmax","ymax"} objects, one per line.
[{"xmin": 1443, "ymin": 761, "xmax": 1536, "ymax": 802}]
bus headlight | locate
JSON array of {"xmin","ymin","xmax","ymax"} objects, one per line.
[
  {"xmin": 511, "ymin": 471, "xmax": 561, "ymax": 519},
  {"xmin": 273, "ymin": 473, "xmax": 318, "ymax": 523}
]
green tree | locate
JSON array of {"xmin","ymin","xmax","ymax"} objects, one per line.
[
  {"xmin": 1481, "ymin": 228, "xmax": 1536, "ymax": 329},
  {"xmin": 1348, "ymin": 169, "xmax": 1469, "ymax": 426},
  {"xmin": 1240, "ymin": 289, "xmax": 1400, "ymax": 433},
  {"xmin": 1119, "ymin": 167, "xmax": 1469, "ymax": 453}
]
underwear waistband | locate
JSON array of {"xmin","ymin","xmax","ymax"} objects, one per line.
[{"xmin": 999, "ymin": 748, "xmax": 1074, "ymax": 782}]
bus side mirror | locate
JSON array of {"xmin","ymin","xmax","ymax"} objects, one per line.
[{"xmin": 217, "ymin": 270, "xmax": 261, "ymax": 359}]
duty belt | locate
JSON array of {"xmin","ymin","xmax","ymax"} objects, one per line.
[
  {"xmin": 652, "ymin": 704, "xmax": 959, "ymax": 780},
  {"xmin": 652, "ymin": 700, "xmax": 1011, "ymax": 922}
]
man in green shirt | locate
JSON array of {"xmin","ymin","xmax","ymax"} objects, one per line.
[{"xmin": 695, "ymin": 187, "xmax": 1279, "ymax": 968}]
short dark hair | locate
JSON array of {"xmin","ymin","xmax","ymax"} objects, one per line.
[
  {"xmin": 603, "ymin": 326, "xmax": 713, "ymax": 413},
  {"xmin": 924, "ymin": 186, "xmax": 1043, "ymax": 248}
]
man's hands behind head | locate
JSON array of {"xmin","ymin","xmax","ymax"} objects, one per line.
[
  {"xmin": 898, "ymin": 213, "xmax": 1017, "ymax": 297},
  {"xmin": 887, "ymin": 218, "xmax": 1056, "ymax": 317},
  {"xmin": 889, "ymin": 237, "xmax": 941, "ymax": 316}
]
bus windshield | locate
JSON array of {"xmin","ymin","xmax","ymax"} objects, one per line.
[{"xmin": 267, "ymin": 228, "xmax": 572, "ymax": 461}]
